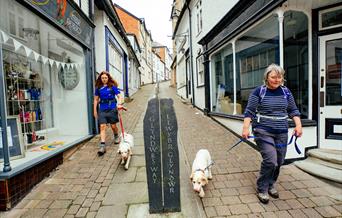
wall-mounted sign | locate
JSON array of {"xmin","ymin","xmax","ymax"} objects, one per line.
[
  {"xmin": 58, "ymin": 67, "xmax": 80, "ymax": 90},
  {"xmin": 27, "ymin": 0, "xmax": 92, "ymax": 47}
]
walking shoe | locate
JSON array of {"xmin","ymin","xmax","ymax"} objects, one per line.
[
  {"xmin": 268, "ymin": 187, "xmax": 279, "ymax": 198},
  {"xmin": 257, "ymin": 192, "xmax": 269, "ymax": 204},
  {"xmin": 114, "ymin": 134, "xmax": 120, "ymax": 144},
  {"xmin": 98, "ymin": 146, "xmax": 106, "ymax": 156}
]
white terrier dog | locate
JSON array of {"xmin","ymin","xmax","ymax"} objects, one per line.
[
  {"xmin": 190, "ymin": 149, "xmax": 213, "ymax": 197},
  {"xmin": 117, "ymin": 133, "xmax": 134, "ymax": 170}
]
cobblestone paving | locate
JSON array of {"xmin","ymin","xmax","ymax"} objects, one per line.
[{"xmin": 1, "ymin": 82, "xmax": 341, "ymax": 218}]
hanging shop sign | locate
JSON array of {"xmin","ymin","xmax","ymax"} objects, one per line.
[{"xmin": 27, "ymin": 0, "xmax": 92, "ymax": 47}]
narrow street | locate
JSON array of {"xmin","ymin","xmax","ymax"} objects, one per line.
[{"xmin": 2, "ymin": 82, "xmax": 341, "ymax": 218}]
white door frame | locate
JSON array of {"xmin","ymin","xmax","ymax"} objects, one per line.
[{"xmin": 319, "ymin": 32, "xmax": 342, "ymax": 150}]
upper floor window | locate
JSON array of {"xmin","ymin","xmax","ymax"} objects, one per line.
[{"xmin": 196, "ymin": 0, "xmax": 202, "ymax": 35}]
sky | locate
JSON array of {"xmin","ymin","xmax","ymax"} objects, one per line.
[{"xmin": 113, "ymin": 0, "xmax": 173, "ymax": 50}]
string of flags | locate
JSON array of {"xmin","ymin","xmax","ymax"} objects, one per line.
[{"xmin": 0, "ymin": 30, "xmax": 82, "ymax": 70}]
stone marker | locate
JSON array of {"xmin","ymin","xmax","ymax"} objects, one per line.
[
  {"xmin": 143, "ymin": 98, "xmax": 162, "ymax": 213},
  {"xmin": 143, "ymin": 97, "xmax": 180, "ymax": 213},
  {"xmin": 160, "ymin": 99, "xmax": 180, "ymax": 212}
]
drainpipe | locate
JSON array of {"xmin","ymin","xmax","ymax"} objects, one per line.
[
  {"xmin": 0, "ymin": 45, "xmax": 11, "ymax": 172},
  {"xmin": 187, "ymin": 3, "xmax": 195, "ymax": 106}
]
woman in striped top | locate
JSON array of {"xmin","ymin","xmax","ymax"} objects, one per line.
[{"xmin": 242, "ymin": 64, "xmax": 302, "ymax": 204}]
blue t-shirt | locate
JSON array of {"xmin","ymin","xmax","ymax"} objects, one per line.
[{"xmin": 95, "ymin": 86, "xmax": 120, "ymax": 111}]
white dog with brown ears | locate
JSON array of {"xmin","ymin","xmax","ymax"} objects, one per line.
[
  {"xmin": 117, "ymin": 133, "xmax": 134, "ymax": 170},
  {"xmin": 190, "ymin": 149, "xmax": 213, "ymax": 198}
]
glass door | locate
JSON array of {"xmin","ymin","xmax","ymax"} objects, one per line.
[{"xmin": 319, "ymin": 33, "xmax": 342, "ymax": 149}]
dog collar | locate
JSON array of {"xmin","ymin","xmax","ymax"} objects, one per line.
[{"xmin": 195, "ymin": 169, "xmax": 205, "ymax": 173}]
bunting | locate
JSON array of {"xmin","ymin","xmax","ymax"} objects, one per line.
[{"xmin": 0, "ymin": 30, "xmax": 81, "ymax": 70}]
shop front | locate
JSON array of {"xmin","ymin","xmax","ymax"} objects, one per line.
[
  {"xmin": 0, "ymin": 0, "xmax": 94, "ymax": 210},
  {"xmin": 199, "ymin": 0, "xmax": 342, "ymax": 160}
]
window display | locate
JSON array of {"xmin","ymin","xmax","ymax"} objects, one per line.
[{"xmin": 0, "ymin": 0, "xmax": 89, "ymax": 158}]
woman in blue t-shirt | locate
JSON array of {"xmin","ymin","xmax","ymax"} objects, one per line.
[
  {"xmin": 94, "ymin": 71, "xmax": 123, "ymax": 155},
  {"xmin": 242, "ymin": 64, "xmax": 302, "ymax": 204}
]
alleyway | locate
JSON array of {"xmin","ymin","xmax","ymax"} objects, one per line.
[{"xmin": 2, "ymin": 82, "xmax": 341, "ymax": 218}]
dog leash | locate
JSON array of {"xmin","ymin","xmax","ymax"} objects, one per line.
[
  {"xmin": 288, "ymin": 134, "xmax": 301, "ymax": 154},
  {"xmin": 118, "ymin": 105, "xmax": 127, "ymax": 140},
  {"xmin": 195, "ymin": 160, "xmax": 215, "ymax": 173},
  {"xmin": 227, "ymin": 136, "xmax": 255, "ymax": 153}
]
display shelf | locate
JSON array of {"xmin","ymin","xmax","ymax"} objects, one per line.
[{"xmin": 3, "ymin": 49, "xmax": 47, "ymax": 150}]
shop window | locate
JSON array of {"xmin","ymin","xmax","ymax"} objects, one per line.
[
  {"xmin": 196, "ymin": 55, "xmax": 204, "ymax": 86},
  {"xmin": 211, "ymin": 43, "xmax": 234, "ymax": 114},
  {"xmin": 235, "ymin": 15, "xmax": 279, "ymax": 114},
  {"xmin": 0, "ymin": 0, "xmax": 89, "ymax": 153},
  {"xmin": 284, "ymin": 11, "xmax": 308, "ymax": 118}
]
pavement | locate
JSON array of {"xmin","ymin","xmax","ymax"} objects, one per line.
[{"xmin": 1, "ymin": 82, "xmax": 342, "ymax": 218}]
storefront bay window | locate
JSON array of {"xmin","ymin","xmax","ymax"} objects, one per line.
[
  {"xmin": 284, "ymin": 11, "xmax": 309, "ymax": 118},
  {"xmin": 235, "ymin": 15, "xmax": 279, "ymax": 114},
  {"xmin": 0, "ymin": 0, "xmax": 89, "ymax": 160},
  {"xmin": 211, "ymin": 44, "xmax": 234, "ymax": 114}
]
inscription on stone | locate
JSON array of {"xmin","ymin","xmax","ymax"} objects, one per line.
[
  {"xmin": 161, "ymin": 99, "xmax": 180, "ymax": 212},
  {"xmin": 143, "ymin": 97, "xmax": 181, "ymax": 213},
  {"xmin": 143, "ymin": 98, "xmax": 162, "ymax": 213}
]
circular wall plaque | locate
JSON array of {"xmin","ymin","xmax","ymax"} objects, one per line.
[{"xmin": 58, "ymin": 67, "xmax": 80, "ymax": 90}]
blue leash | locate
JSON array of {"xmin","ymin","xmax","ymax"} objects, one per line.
[
  {"xmin": 228, "ymin": 135, "xmax": 301, "ymax": 154},
  {"xmin": 227, "ymin": 136, "xmax": 255, "ymax": 152},
  {"xmin": 288, "ymin": 134, "xmax": 301, "ymax": 154}
]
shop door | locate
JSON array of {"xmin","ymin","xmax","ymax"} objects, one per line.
[{"xmin": 319, "ymin": 33, "xmax": 342, "ymax": 149}]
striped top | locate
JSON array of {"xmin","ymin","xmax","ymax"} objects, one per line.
[{"xmin": 244, "ymin": 86, "xmax": 300, "ymax": 134}]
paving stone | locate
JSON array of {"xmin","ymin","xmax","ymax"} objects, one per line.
[
  {"xmin": 285, "ymin": 199, "xmax": 305, "ymax": 209},
  {"xmin": 203, "ymin": 197, "xmax": 223, "ymax": 207},
  {"xmin": 20, "ymin": 209, "xmax": 47, "ymax": 218},
  {"xmin": 278, "ymin": 190, "xmax": 296, "ymax": 200},
  {"xmin": 220, "ymin": 188, "xmax": 239, "ymax": 196},
  {"xmin": 247, "ymin": 203, "xmax": 266, "ymax": 213},
  {"xmin": 292, "ymin": 188, "xmax": 313, "ymax": 198},
  {"xmin": 87, "ymin": 211, "xmax": 97, "ymax": 218},
  {"xmin": 239, "ymin": 194, "xmax": 259, "ymax": 203},
  {"xmin": 113, "ymin": 166, "xmax": 137, "ymax": 183},
  {"xmin": 237, "ymin": 187, "xmax": 256, "ymax": 195},
  {"xmin": 301, "ymin": 208, "xmax": 323, "ymax": 217},
  {"xmin": 102, "ymin": 182, "xmax": 148, "ymax": 205},
  {"xmin": 74, "ymin": 195, "xmax": 86, "ymax": 205},
  {"xmin": 44, "ymin": 208, "xmax": 67, "ymax": 218},
  {"xmin": 272, "ymin": 200, "xmax": 291, "ymax": 210},
  {"xmin": 49, "ymin": 200, "xmax": 72, "ymax": 209},
  {"xmin": 204, "ymin": 206, "xmax": 217, "ymax": 217},
  {"xmin": 87, "ymin": 190, "xmax": 98, "ymax": 198},
  {"xmin": 229, "ymin": 204, "xmax": 251, "ymax": 215},
  {"xmin": 310, "ymin": 196, "xmax": 334, "ymax": 206},
  {"xmin": 298, "ymin": 197, "xmax": 316, "ymax": 208},
  {"xmin": 221, "ymin": 196, "xmax": 241, "ymax": 205},
  {"xmin": 90, "ymin": 201, "xmax": 101, "ymax": 212},
  {"xmin": 75, "ymin": 207, "xmax": 89, "ymax": 217},
  {"xmin": 96, "ymin": 205, "xmax": 127, "ymax": 218},
  {"xmin": 215, "ymin": 205, "xmax": 231, "ymax": 216},
  {"xmin": 315, "ymin": 206, "xmax": 341, "ymax": 217},
  {"xmin": 261, "ymin": 211, "xmax": 277, "ymax": 218},
  {"xmin": 261, "ymin": 202, "xmax": 278, "ymax": 212},
  {"xmin": 288, "ymin": 209, "xmax": 307, "ymax": 217},
  {"xmin": 82, "ymin": 198, "xmax": 94, "ymax": 208},
  {"xmin": 67, "ymin": 204, "xmax": 81, "ymax": 215}
]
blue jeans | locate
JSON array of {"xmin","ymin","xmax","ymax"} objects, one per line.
[{"xmin": 253, "ymin": 128, "xmax": 288, "ymax": 193}]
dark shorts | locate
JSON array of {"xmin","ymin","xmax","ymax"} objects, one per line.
[{"xmin": 98, "ymin": 109, "xmax": 118, "ymax": 124}]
